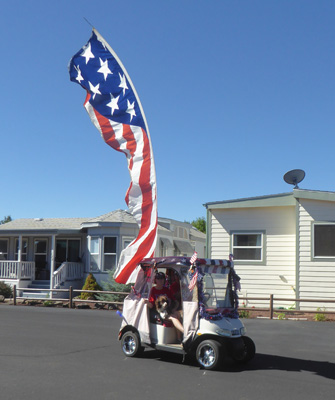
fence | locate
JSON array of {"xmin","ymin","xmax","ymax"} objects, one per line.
[
  {"xmin": 10, "ymin": 286, "xmax": 335, "ymax": 318},
  {"xmin": 239, "ymin": 295, "xmax": 335, "ymax": 319},
  {"xmin": 12, "ymin": 285, "xmax": 129, "ymax": 309}
]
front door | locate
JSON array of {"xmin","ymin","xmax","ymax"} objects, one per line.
[{"xmin": 34, "ymin": 239, "xmax": 48, "ymax": 280}]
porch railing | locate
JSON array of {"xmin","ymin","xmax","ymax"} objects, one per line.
[
  {"xmin": 0, "ymin": 261, "xmax": 35, "ymax": 280},
  {"xmin": 53, "ymin": 262, "xmax": 84, "ymax": 288}
]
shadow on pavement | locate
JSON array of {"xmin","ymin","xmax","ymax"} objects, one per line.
[
  {"xmin": 232, "ymin": 353, "xmax": 335, "ymax": 381},
  {"xmin": 141, "ymin": 349, "xmax": 335, "ymax": 380}
]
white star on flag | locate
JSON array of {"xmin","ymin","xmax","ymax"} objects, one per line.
[
  {"xmin": 74, "ymin": 65, "xmax": 84, "ymax": 83},
  {"xmin": 81, "ymin": 42, "xmax": 94, "ymax": 64},
  {"xmin": 119, "ymin": 73, "xmax": 128, "ymax": 95},
  {"xmin": 89, "ymin": 81, "xmax": 101, "ymax": 99},
  {"xmin": 98, "ymin": 58, "xmax": 112, "ymax": 80},
  {"xmin": 107, "ymin": 94, "xmax": 120, "ymax": 115},
  {"xmin": 126, "ymin": 100, "xmax": 136, "ymax": 121}
]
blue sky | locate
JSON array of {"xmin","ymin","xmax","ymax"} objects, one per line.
[{"xmin": 1, "ymin": 0, "xmax": 334, "ymax": 223}]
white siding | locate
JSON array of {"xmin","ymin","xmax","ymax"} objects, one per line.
[
  {"xmin": 210, "ymin": 206, "xmax": 296, "ymax": 308},
  {"xmin": 298, "ymin": 199, "xmax": 335, "ymax": 311}
]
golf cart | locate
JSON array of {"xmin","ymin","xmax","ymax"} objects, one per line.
[{"xmin": 118, "ymin": 256, "xmax": 255, "ymax": 370}]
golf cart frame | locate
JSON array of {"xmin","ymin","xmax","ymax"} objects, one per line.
[{"xmin": 118, "ymin": 256, "xmax": 255, "ymax": 370}]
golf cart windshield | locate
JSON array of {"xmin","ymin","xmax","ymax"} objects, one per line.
[{"xmin": 202, "ymin": 271, "xmax": 232, "ymax": 309}]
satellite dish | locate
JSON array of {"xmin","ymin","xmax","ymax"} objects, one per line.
[{"xmin": 283, "ymin": 169, "xmax": 305, "ymax": 189}]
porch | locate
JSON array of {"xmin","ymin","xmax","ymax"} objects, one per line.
[
  {"xmin": 0, "ymin": 261, "xmax": 84, "ymax": 297},
  {"xmin": 0, "ymin": 261, "xmax": 35, "ymax": 280}
]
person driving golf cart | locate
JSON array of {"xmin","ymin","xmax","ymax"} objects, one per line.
[{"xmin": 145, "ymin": 271, "xmax": 183, "ymax": 341}]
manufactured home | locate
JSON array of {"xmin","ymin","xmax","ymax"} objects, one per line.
[
  {"xmin": 205, "ymin": 189, "xmax": 335, "ymax": 310},
  {"xmin": 0, "ymin": 210, "xmax": 205, "ymax": 297}
]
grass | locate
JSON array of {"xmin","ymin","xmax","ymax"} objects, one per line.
[{"xmin": 314, "ymin": 308, "xmax": 327, "ymax": 322}]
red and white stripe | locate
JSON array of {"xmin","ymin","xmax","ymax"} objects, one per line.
[
  {"xmin": 190, "ymin": 251, "xmax": 198, "ymax": 265},
  {"xmin": 85, "ymin": 95, "xmax": 157, "ymax": 284},
  {"xmin": 188, "ymin": 271, "xmax": 198, "ymax": 291}
]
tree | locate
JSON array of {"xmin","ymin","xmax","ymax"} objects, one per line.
[
  {"xmin": 191, "ymin": 217, "xmax": 206, "ymax": 233},
  {"xmin": 96, "ymin": 270, "xmax": 131, "ymax": 303},
  {"xmin": 80, "ymin": 273, "xmax": 103, "ymax": 300},
  {"xmin": 0, "ymin": 216, "xmax": 12, "ymax": 225}
]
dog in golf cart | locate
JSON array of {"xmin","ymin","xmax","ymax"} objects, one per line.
[{"xmin": 118, "ymin": 256, "xmax": 255, "ymax": 370}]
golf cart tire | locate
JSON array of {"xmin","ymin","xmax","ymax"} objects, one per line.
[
  {"xmin": 121, "ymin": 331, "xmax": 144, "ymax": 358},
  {"xmin": 232, "ymin": 336, "xmax": 255, "ymax": 364},
  {"xmin": 196, "ymin": 339, "xmax": 222, "ymax": 370}
]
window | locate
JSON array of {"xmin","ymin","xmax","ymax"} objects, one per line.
[
  {"xmin": 15, "ymin": 238, "xmax": 28, "ymax": 261},
  {"xmin": 232, "ymin": 233, "xmax": 263, "ymax": 261},
  {"xmin": 0, "ymin": 239, "xmax": 8, "ymax": 260},
  {"xmin": 314, "ymin": 224, "xmax": 335, "ymax": 258},
  {"xmin": 173, "ymin": 227, "xmax": 188, "ymax": 239},
  {"xmin": 160, "ymin": 239, "xmax": 167, "ymax": 257},
  {"xmin": 178, "ymin": 227, "xmax": 188, "ymax": 239},
  {"xmin": 103, "ymin": 237, "xmax": 117, "ymax": 271},
  {"xmin": 122, "ymin": 238, "xmax": 133, "ymax": 250},
  {"xmin": 90, "ymin": 237, "xmax": 100, "ymax": 271},
  {"xmin": 56, "ymin": 239, "xmax": 81, "ymax": 267}
]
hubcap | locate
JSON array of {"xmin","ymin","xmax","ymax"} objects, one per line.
[
  {"xmin": 123, "ymin": 335, "xmax": 136, "ymax": 355},
  {"xmin": 199, "ymin": 345, "xmax": 216, "ymax": 367}
]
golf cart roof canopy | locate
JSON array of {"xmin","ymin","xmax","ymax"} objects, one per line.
[{"xmin": 140, "ymin": 256, "xmax": 233, "ymax": 271}]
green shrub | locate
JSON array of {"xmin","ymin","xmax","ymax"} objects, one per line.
[
  {"xmin": 96, "ymin": 270, "xmax": 131, "ymax": 303},
  {"xmin": 275, "ymin": 312, "xmax": 286, "ymax": 320},
  {"xmin": 239, "ymin": 308, "xmax": 250, "ymax": 318},
  {"xmin": 0, "ymin": 282, "xmax": 13, "ymax": 298},
  {"xmin": 314, "ymin": 308, "xmax": 327, "ymax": 322},
  {"xmin": 80, "ymin": 273, "xmax": 103, "ymax": 300}
]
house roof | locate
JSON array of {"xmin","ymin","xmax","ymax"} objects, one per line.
[
  {"xmin": 189, "ymin": 227, "xmax": 206, "ymax": 239},
  {"xmin": 82, "ymin": 209, "xmax": 137, "ymax": 226},
  {"xmin": 0, "ymin": 210, "xmax": 205, "ymax": 240},
  {"xmin": 0, "ymin": 217, "xmax": 87, "ymax": 232},
  {"xmin": 204, "ymin": 189, "xmax": 335, "ymax": 210}
]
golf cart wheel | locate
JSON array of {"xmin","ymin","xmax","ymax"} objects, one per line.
[
  {"xmin": 196, "ymin": 340, "xmax": 222, "ymax": 370},
  {"xmin": 232, "ymin": 336, "xmax": 255, "ymax": 364},
  {"xmin": 121, "ymin": 331, "xmax": 144, "ymax": 357}
]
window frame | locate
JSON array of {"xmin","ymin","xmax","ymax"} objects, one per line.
[
  {"xmin": 89, "ymin": 236, "xmax": 101, "ymax": 272},
  {"xmin": 230, "ymin": 230, "xmax": 266, "ymax": 265},
  {"xmin": 312, "ymin": 222, "xmax": 335, "ymax": 260},
  {"xmin": 0, "ymin": 238, "xmax": 9, "ymax": 260},
  {"xmin": 34, "ymin": 238, "xmax": 48, "ymax": 257},
  {"xmin": 15, "ymin": 238, "xmax": 28, "ymax": 261},
  {"xmin": 103, "ymin": 236, "xmax": 118, "ymax": 272},
  {"xmin": 122, "ymin": 237, "xmax": 134, "ymax": 250}
]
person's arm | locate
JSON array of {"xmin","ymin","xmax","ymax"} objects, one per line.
[
  {"xmin": 145, "ymin": 299, "xmax": 154, "ymax": 309},
  {"xmin": 144, "ymin": 288, "xmax": 155, "ymax": 308}
]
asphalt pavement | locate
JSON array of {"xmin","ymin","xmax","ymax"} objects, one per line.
[{"xmin": 0, "ymin": 305, "xmax": 334, "ymax": 400}]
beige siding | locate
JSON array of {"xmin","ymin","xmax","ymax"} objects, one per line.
[
  {"xmin": 298, "ymin": 199, "xmax": 335, "ymax": 310},
  {"xmin": 210, "ymin": 206, "xmax": 296, "ymax": 307}
]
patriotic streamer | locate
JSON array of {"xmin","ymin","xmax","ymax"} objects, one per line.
[{"xmin": 69, "ymin": 29, "xmax": 157, "ymax": 283}]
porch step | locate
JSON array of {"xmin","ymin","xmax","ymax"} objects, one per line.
[
  {"xmin": 22, "ymin": 292, "xmax": 50, "ymax": 299},
  {"xmin": 28, "ymin": 280, "xmax": 50, "ymax": 289},
  {"xmin": 22, "ymin": 280, "xmax": 51, "ymax": 299}
]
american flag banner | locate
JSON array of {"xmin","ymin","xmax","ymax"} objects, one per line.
[
  {"xmin": 190, "ymin": 251, "xmax": 198, "ymax": 265},
  {"xmin": 188, "ymin": 270, "xmax": 198, "ymax": 291},
  {"xmin": 69, "ymin": 29, "xmax": 157, "ymax": 283}
]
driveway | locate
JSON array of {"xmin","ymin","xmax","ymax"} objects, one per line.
[{"xmin": 0, "ymin": 306, "xmax": 334, "ymax": 400}]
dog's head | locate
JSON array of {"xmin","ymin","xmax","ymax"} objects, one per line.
[{"xmin": 155, "ymin": 295, "xmax": 170, "ymax": 311}]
